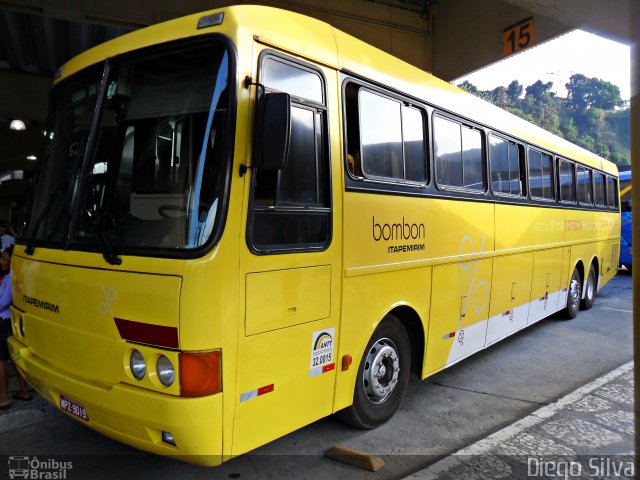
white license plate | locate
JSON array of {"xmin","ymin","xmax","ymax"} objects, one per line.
[{"xmin": 59, "ymin": 395, "xmax": 89, "ymax": 421}]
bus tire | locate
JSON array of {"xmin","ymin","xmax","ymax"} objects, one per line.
[
  {"xmin": 563, "ymin": 267, "xmax": 581, "ymax": 319},
  {"xmin": 337, "ymin": 315, "xmax": 410, "ymax": 429},
  {"xmin": 580, "ymin": 264, "xmax": 596, "ymax": 310}
]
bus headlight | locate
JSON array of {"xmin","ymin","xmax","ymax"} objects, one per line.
[
  {"xmin": 157, "ymin": 355, "xmax": 175, "ymax": 386},
  {"xmin": 130, "ymin": 350, "xmax": 146, "ymax": 380}
]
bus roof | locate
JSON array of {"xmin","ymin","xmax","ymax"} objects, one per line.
[{"xmin": 55, "ymin": 5, "xmax": 617, "ymax": 177}]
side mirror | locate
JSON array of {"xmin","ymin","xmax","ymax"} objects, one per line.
[{"xmin": 255, "ymin": 92, "xmax": 291, "ymax": 170}]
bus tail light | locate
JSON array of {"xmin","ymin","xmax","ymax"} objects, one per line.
[{"xmin": 179, "ymin": 351, "xmax": 221, "ymax": 397}]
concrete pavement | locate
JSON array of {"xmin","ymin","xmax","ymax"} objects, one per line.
[{"xmin": 405, "ymin": 361, "xmax": 634, "ymax": 479}]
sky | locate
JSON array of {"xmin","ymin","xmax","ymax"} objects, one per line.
[{"xmin": 454, "ymin": 29, "xmax": 631, "ymax": 100}]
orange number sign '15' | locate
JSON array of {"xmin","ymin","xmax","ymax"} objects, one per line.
[{"xmin": 502, "ymin": 17, "xmax": 535, "ymax": 57}]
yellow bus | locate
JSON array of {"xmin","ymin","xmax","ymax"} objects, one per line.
[{"xmin": 8, "ymin": 5, "xmax": 619, "ymax": 466}]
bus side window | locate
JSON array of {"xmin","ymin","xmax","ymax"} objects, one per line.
[
  {"xmin": 594, "ymin": 172, "xmax": 606, "ymax": 206},
  {"xmin": 434, "ymin": 115, "xmax": 462, "ymax": 188},
  {"xmin": 359, "ymin": 90, "xmax": 403, "ymax": 179},
  {"xmin": 559, "ymin": 159, "xmax": 576, "ymax": 203},
  {"xmin": 461, "ymin": 126, "xmax": 483, "ymax": 190},
  {"xmin": 402, "ymin": 105, "xmax": 427, "ymax": 183},
  {"xmin": 434, "ymin": 115, "xmax": 484, "ymax": 191},
  {"xmin": 577, "ymin": 165, "xmax": 593, "ymax": 205},
  {"xmin": 540, "ymin": 152, "xmax": 555, "ymax": 200},
  {"xmin": 489, "ymin": 134, "xmax": 524, "ymax": 197},
  {"xmin": 344, "ymin": 82, "xmax": 427, "ymax": 184},
  {"xmin": 606, "ymin": 176, "xmax": 618, "ymax": 209},
  {"xmin": 528, "ymin": 149, "xmax": 554, "ymax": 200}
]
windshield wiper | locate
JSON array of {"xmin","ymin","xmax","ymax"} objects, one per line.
[
  {"xmin": 24, "ymin": 194, "xmax": 57, "ymax": 256},
  {"xmin": 24, "ymin": 138, "xmax": 86, "ymax": 256},
  {"xmin": 88, "ymin": 209, "xmax": 122, "ymax": 266}
]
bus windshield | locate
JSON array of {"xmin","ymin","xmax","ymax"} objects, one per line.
[{"xmin": 24, "ymin": 39, "xmax": 232, "ymax": 255}]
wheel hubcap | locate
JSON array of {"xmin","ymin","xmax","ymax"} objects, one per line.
[
  {"xmin": 569, "ymin": 276, "xmax": 580, "ymax": 308},
  {"xmin": 363, "ymin": 338, "xmax": 400, "ymax": 404}
]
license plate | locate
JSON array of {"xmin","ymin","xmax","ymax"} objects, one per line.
[{"xmin": 59, "ymin": 395, "xmax": 89, "ymax": 421}]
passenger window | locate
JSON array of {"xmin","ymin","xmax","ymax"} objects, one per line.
[
  {"xmin": 559, "ymin": 160, "xmax": 576, "ymax": 203},
  {"xmin": 541, "ymin": 154, "xmax": 554, "ymax": 199},
  {"xmin": 576, "ymin": 166, "xmax": 593, "ymax": 205},
  {"xmin": 528, "ymin": 149, "xmax": 554, "ymax": 200},
  {"xmin": 594, "ymin": 172, "xmax": 606, "ymax": 206},
  {"xmin": 249, "ymin": 56, "xmax": 330, "ymax": 252},
  {"xmin": 489, "ymin": 134, "xmax": 523, "ymax": 196},
  {"xmin": 434, "ymin": 115, "xmax": 484, "ymax": 191},
  {"xmin": 402, "ymin": 106, "xmax": 427, "ymax": 182},
  {"xmin": 434, "ymin": 116, "xmax": 461, "ymax": 187},
  {"xmin": 345, "ymin": 84, "xmax": 426, "ymax": 183},
  {"xmin": 606, "ymin": 176, "xmax": 618, "ymax": 209},
  {"xmin": 360, "ymin": 90, "xmax": 403, "ymax": 179},
  {"xmin": 462, "ymin": 127, "xmax": 483, "ymax": 190}
]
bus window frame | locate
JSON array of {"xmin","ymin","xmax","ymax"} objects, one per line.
[
  {"xmin": 593, "ymin": 170, "xmax": 607, "ymax": 207},
  {"xmin": 576, "ymin": 164, "xmax": 594, "ymax": 207},
  {"xmin": 432, "ymin": 111, "xmax": 487, "ymax": 195},
  {"xmin": 488, "ymin": 132, "xmax": 526, "ymax": 199},
  {"xmin": 526, "ymin": 147, "xmax": 556, "ymax": 203},
  {"xmin": 605, "ymin": 175, "xmax": 619, "ymax": 210},
  {"xmin": 341, "ymin": 79, "xmax": 430, "ymax": 189},
  {"xmin": 558, "ymin": 157, "xmax": 577, "ymax": 205}
]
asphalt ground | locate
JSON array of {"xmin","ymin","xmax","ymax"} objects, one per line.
[{"xmin": 0, "ymin": 270, "xmax": 633, "ymax": 480}]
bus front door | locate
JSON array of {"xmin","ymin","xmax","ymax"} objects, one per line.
[{"xmin": 233, "ymin": 50, "xmax": 339, "ymax": 456}]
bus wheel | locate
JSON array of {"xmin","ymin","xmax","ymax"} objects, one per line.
[
  {"xmin": 563, "ymin": 268, "xmax": 581, "ymax": 319},
  {"xmin": 337, "ymin": 315, "xmax": 410, "ymax": 429},
  {"xmin": 580, "ymin": 265, "xmax": 596, "ymax": 310}
]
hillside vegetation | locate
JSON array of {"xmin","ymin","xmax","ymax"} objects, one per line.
[{"xmin": 458, "ymin": 74, "xmax": 630, "ymax": 166}]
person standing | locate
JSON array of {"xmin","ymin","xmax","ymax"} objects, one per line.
[
  {"xmin": 0, "ymin": 245, "xmax": 30, "ymax": 408},
  {"xmin": 0, "ymin": 223, "xmax": 15, "ymax": 253}
]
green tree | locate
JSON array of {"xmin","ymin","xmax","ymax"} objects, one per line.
[
  {"xmin": 525, "ymin": 80, "xmax": 554, "ymax": 102},
  {"xmin": 506, "ymin": 80, "xmax": 523, "ymax": 102},
  {"xmin": 522, "ymin": 81, "xmax": 560, "ymax": 134},
  {"xmin": 560, "ymin": 117, "xmax": 579, "ymax": 143},
  {"xmin": 566, "ymin": 74, "xmax": 623, "ymax": 112},
  {"xmin": 489, "ymin": 86, "xmax": 509, "ymax": 108},
  {"xmin": 458, "ymin": 81, "xmax": 478, "ymax": 95},
  {"xmin": 565, "ymin": 74, "xmax": 591, "ymax": 112},
  {"xmin": 589, "ymin": 79, "xmax": 623, "ymax": 110}
]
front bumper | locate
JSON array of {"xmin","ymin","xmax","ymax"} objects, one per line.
[{"xmin": 8, "ymin": 335, "xmax": 224, "ymax": 466}]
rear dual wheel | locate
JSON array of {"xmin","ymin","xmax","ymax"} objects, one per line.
[
  {"xmin": 563, "ymin": 267, "xmax": 582, "ymax": 319},
  {"xmin": 564, "ymin": 263, "xmax": 596, "ymax": 319},
  {"xmin": 580, "ymin": 264, "xmax": 596, "ymax": 310}
]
